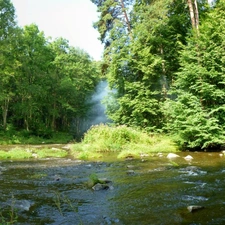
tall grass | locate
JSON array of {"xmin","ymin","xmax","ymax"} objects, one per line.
[
  {"xmin": 0, "ymin": 194, "xmax": 18, "ymax": 224},
  {"xmin": 71, "ymin": 124, "xmax": 178, "ymax": 159},
  {"xmin": 0, "ymin": 147, "xmax": 68, "ymax": 160},
  {"xmin": 82, "ymin": 124, "xmax": 152, "ymax": 151}
]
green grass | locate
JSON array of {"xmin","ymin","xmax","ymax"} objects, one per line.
[
  {"xmin": 0, "ymin": 148, "xmax": 32, "ymax": 160},
  {"xmin": 0, "ymin": 147, "xmax": 68, "ymax": 160},
  {"xmin": 32, "ymin": 148, "xmax": 68, "ymax": 158},
  {"xmin": 71, "ymin": 124, "xmax": 179, "ymax": 160},
  {"xmin": 53, "ymin": 191, "xmax": 83, "ymax": 224},
  {"xmin": 0, "ymin": 125, "xmax": 179, "ymax": 160},
  {"xmin": 0, "ymin": 194, "xmax": 18, "ymax": 224}
]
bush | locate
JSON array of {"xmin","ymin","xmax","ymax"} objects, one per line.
[
  {"xmin": 71, "ymin": 124, "xmax": 178, "ymax": 159},
  {"xmin": 82, "ymin": 124, "xmax": 152, "ymax": 151}
]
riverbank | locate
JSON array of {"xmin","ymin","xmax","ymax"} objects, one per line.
[
  {"xmin": 0, "ymin": 125, "xmax": 179, "ymax": 160},
  {"xmin": 70, "ymin": 124, "xmax": 179, "ymax": 160},
  {"xmin": 0, "ymin": 144, "xmax": 71, "ymax": 160}
]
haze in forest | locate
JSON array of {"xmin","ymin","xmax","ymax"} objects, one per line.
[{"xmin": 86, "ymin": 81, "xmax": 111, "ymax": 127}]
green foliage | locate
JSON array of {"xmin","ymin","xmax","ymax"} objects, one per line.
[
  {"xmin": 93, "ymin": 0, "xmax": 193, "ymax": 130},
  {"xmin": 164, "ymin": 94, "xmax": 225, "ymax": 149},
  {"xmin": 163, "ymin": 1, "xmax": 225, "ymax": 150},
  {"xmin": 71, "ymin": 124, "xmax": 178, "ymax": 159},
  {"xmin": 82, "ymin": 124, "xmax": 151, "ymax": 149},
  {"xmin": 169, "ymin": 160, "xmax": 179, "ymax": 167},
  {"xmin": 0, "ymin": 2, "xmax": 100, "ymax": 137},
  {"xmin": 88, "ymin": 173, "xmax": 103, "ymax": 186},
  {"xmin": 91, "ymin": 0, "xmax": 132, "ymax": 46},
  {"xmin": 76, "ymin": 151, "xmax": 102, "ymax": 160}
]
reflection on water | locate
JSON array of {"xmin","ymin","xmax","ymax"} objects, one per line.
[{"xmin": 0, "ymin": 152, "xmax": 225, "ymax": 224}]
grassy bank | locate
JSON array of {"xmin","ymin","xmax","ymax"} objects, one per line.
[
  {"xmin": 0, "ymin": 125, "xmax": 179, "ymax": 160},
  {"xmin": 71, "ymin": 124, "xmax": 179, "ymax": 160},
  {"xmin": 0, "ymin": 146, "xmax": 69, "ymax": 160},
  {"xmin": 0, "ymin": 130, "xmax": 72, "ymax": 160},
  {"xmin": 0, "ymin": 130, "xmax": 73, "ymax": 145}
]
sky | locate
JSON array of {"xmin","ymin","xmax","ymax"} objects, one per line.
[{"xmin": 11, "ymin": 0, "xmax": 104, "ymax": 61}]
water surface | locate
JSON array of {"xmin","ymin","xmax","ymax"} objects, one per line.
[{"xmin": 0, "ymin": 151, "xmax": 225, "ymax": 224}]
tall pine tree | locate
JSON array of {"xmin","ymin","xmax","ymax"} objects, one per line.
[{"xmin": 164, "ymin": 0, "xmax": 225, "ymax": 150}]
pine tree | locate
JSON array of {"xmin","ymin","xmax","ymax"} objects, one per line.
[{"xmin": 165, "ymin": 0, "xmax": 225, "ymax": 149}]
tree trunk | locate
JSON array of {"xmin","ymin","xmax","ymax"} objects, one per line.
[
  {"xmin": 187, "ymin": 0, "xmax": 196, "ymax": 29},
  {"xmin": 25, "ymin": 117, "xmax": 29, "ymax": 131},
  {"xmin": 187, "ymin": 0, "xmax": 199, "ymax": 35},
  {"xmin": 51, "ymin": 100, "xmax": 56, "ymax": 131},
  {"xmin": 120, "ymin": 0, "xmax": 132, "ymax": 35},
  {"xmin": 1, "ymin": 98, "xmax": 9, "ymax": 130},
  {"xmin": 187, "ymin": 0, "xmax": 202, "ymax": 107},
  {"xmin": 193, "ymin": 0, "xmax": 199, "ymax": 31},
  {"xmin": 160, "ymin": 45, "xmax": 167, "ymax": 99}
]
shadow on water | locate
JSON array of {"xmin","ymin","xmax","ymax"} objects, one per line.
[{"xmin": 0, "ymin": 151, "xmax": 225, "ymax": 224}]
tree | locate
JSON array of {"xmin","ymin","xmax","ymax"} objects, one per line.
[
  {"xmin": 96, "ymin": 0, "xmax": 192, "ymax": 130},
  {"xmin": 0, "ymin": 1, "xmax": 102, "ymax": 138},
  {"xmin": 0, "ymin": 0, "xmax": 18, "ymax": 130},
  {"xmin": 164, "ymin": 0, "xmax": 225, "ymax": 149},
  {"xmin": 49, "ymin": 38, "xmax": 100, "ymax": 136},
  {"xmin": 91, "ymin": 0, "xmax": 132, "ymax": 46},
  {"xmin": 12, "ymin": 24, "xmax": 53, "ymax": 132}
]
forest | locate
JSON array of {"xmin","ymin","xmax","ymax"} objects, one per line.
[
  {"xmin": 1, "ymin": 0, "xmax": 225, "ymax": 150},
  {"xmin": 0, "ymin": 0, "xmax": 101, "ymax": 141}
]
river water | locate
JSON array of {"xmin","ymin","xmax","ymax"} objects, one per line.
[{"xmin": 0, "ymin": 151, "xmax": 225, "ymax": 225}]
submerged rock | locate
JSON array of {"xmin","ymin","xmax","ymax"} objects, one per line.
[
  {"xmin": 54, "ymin": 175, "xmax": 61, "ymax": 181},
  {"xmin": 187, "ymin": 205, "xmax": 204, "ymax": 212},
  {"xmin": 167, "ymin": 153, "xmax": 180, "ymax": 159},
  {"xmin": 102, "ymin": 215, "xmax": 120, "ymax": 224},
  {"xmin": 8, "ymin": 199, "xmax": 33, "ymax": 212},
  {"xmin": 92, "ymin": 183, "xmax": 111, "ymax": 191},
  {"xmin": 0, "ymin": 166, "xmax": 7, "ymax": 172},
  {"xmin": 185, "ymin": 166, "xmax": 199, "ymax": 171},
  {"xmin": 127, "ymin": 170, "xmax": 135, "ymax": 175},
  {"xmin": 179, "ymin": 166, "xmax": 207, "ymax": 176}
]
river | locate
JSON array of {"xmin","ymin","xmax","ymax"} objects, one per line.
[{"xmin": 0, "ymin": 151, "xmax": 225, "ymax": 224}]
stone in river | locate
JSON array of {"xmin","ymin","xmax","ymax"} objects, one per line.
[
  {"xmin": 167, "ymin": 153, "xmax": 180, "ymax": 159},
  {"xmin": 92, "ymin": 183, "xmax": 110, "ymax": 191},
  {"xmin": 184, "ymin": 155, "xmax": 193, "ymax": 161},
  {"xmin": 187, "ymin": 205, "xmax": 204, "ymax": 212}
]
